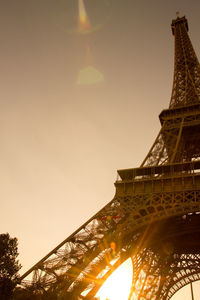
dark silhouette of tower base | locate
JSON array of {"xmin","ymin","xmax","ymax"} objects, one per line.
[{"xmin": 20, "ymin": 16, "xmax": 200, "ymax": 299}]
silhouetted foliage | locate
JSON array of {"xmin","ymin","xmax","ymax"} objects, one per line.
[
  {"xmin": 0, "ymin": 233, "xmax": 21, "ymax": 300},
  {"xmin": 12, "ymin": 287, "xmax": 42, "ymax": 300},
  {"xmin": 13, "ymin": 285, "xmax": 58, "ymax": 300}
]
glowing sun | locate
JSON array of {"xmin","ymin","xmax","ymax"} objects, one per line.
[{"xmin": 95, "ymin": 258, "xmax": 133, "ymax": 300}]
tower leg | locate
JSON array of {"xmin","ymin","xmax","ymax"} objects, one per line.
[{"xmin": 190, "ymin": 282, "xmax": 194, "ymax": 300}]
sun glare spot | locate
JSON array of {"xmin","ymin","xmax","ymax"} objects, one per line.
[{"xmin": 95, "ymin": 258, "xmax": 133, "ymax": 300}]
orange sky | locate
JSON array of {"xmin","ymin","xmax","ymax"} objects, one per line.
[{"xmin": 1, "ymin": 1, "xmax": 200, "ymax": 299}]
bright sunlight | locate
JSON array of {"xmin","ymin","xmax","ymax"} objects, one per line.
[{"xmin": 95, "ymin": 258, "xmax": 133, "ymax": 300}]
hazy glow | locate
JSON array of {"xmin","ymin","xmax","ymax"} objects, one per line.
[
  {"xmin": 2, "ymin": 2, "xmax": 200, "ymax": 300},
  {"xmin": 78, "ymin": 0, "xmax": 91, "ymax": 32},
  {"xmin": 77, "ymin": 66, "xmax": 104, "ymax": 85},
  {"xmin": 96, "ymin": 258, "xmax": 133, "ymax": 300}
]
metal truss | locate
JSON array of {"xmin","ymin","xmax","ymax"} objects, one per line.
[
  {"xmin": 19, "ymin": 161, "xmax": 200, "ymax": 299},
  {"xmin": 19, "ymin": 16, "xmax": 200, "ymax": 300},
  {"xmin": 141, "ymin": 105, "xmax": 200, "ymax": 166},
  {"xmin": 142, "ymin": 16, "xmax": 200, "ymax": 168},
  {"xmin": 170, "ymin": 16, "xmax": 200, "ymax": 109},
  {"xmin": 128, "ymin": 214, "xmax": 200, "ymax": 300}
]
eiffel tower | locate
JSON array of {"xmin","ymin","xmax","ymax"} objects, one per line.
[{"xmin": 20, "ymin": 15, "xmax": 200, "ymax": 299}]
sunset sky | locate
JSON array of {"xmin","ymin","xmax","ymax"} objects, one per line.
[{"xmin": 1, "ymin": 1, "xmax": 200, "ymax": 299}]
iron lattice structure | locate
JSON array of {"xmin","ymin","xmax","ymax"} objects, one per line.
[{"xmin": 20, "ymin": 16, "xmax": 200, "ymax": 299}]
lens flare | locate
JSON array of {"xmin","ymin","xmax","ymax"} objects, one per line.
[
  {"xmin": 50, "ymin": 0, "xmax": 111, "ymax": 35},
  {"xmin": 76, "ymin": 43, "xmax": 104, "ymax": 85},
  {"xmin": 77, "ymin": 66, "xmax": 104, "ymax": 85},
  {"xmin": 78, "ymin": 0, "xmax": 91, "ymax": 33}
]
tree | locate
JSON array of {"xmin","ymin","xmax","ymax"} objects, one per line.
[{"xmin": 0, "ymin": 233, "xmax": 21, "ymax": 300}]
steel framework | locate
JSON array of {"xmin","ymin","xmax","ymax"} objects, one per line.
[{"xmin": 19, "ymin": 16, "xmax": 200, "ymax": 299}]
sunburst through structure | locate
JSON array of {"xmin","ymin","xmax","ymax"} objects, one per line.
[{"xmin": 95, "ymin": 258, "xmax": 133, "ymax": 300}]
